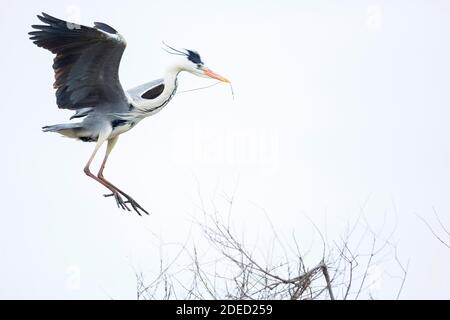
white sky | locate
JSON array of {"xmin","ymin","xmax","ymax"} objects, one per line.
[{"xmin": 1, "ymin": 0, "xmax": 449, "ymax": 299}]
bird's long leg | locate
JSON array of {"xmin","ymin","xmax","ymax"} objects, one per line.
[
  {"xmin": 83, "ymin": 130, "xmax": 131, "ymax": 211},
  {"xmin": 97, "ymin": 137, "xmax": 150, "ymax": 215}
]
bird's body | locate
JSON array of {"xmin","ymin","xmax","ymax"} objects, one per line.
[
  {"xmin": 43, "ymin": 76, "xmax": 177, "ymax": 142},
  {"xmin": 30, "ymin": 13, "xmax": 229, "ymax": 215}
]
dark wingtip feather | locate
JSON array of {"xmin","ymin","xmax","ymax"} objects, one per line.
[
  {"xmin": 37, "ymin": 12, "xmax": 65, "ymax": 27},
  {"xmin": 30, "ymin": 24, "xmax": 48, "ymax": 30},
  {"xmin": 94, "ymin": 22, "xmax": 118, "ymax": 34},
  {"xmin": 41, "ymin": 12, "xmax": 60, "ymax": 22},
  {"xmin": 36, "ymin": 14, "xmax": 50, "ymax": 25}
]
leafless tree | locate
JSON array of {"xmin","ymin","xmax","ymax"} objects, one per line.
[
  {"xmin": 136, "ymin": 198, "xmax": 408, "ymax": 300},
  {"xmin": 418, "ymin": 208, "xmax": 450, "ymax": 249}
]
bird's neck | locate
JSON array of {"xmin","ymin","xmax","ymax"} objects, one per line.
[
  {"xmin": 134, "ymin": 66, "xmax": 180, "ymax": 116},
  {"xmin": 160, "ymin": 65, "xmax": 180, "ymax": 103}
]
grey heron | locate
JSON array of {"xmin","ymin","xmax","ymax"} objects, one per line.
[{"xmin": 29, "ymin": 13, "xmax": 230, "ymax": 215}]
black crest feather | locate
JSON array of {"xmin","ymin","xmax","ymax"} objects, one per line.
[
  {"xmin": 186, "ymin": 50, "xmax": 203, "ymax": 65},
  {"xmin": 162, "ymin": 42, "xmax": 203, "ymax": 65}
]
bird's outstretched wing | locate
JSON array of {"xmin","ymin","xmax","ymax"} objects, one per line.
[{"xmin": 29, "ymin": 12, "xmax": 129, "ymax": 113}]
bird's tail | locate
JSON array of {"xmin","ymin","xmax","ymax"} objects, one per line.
[
  {"xmin": 42, "ymin": 123, "xmax": 82, "ymax": 139},
  {"xmin": 42, "ymin": 123, "xmax": 76, "ymax": 132}
]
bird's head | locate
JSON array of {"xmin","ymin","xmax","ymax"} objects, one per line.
[{"xmin": 163, "ymin": 42, "xmax": 230, "ymax": 83}]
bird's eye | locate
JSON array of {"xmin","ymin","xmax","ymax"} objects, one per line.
[{"xmin": 197, "ymin": 64, "xmax": 203, "ymax": 69}]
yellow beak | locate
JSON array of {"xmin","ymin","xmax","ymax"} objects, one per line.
[{"xmin": 202, "ymin": 68, "xmax": 230, "ymax": 83}]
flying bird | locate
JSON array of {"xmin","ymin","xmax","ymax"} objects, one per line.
[{"xmin": 29, "ymin": 13, "xmax": 230, "ymax": 215}]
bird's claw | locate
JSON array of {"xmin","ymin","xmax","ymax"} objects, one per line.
[
  {"xmin": 104, "ymin": 192, "xmax": 131, "ymax": 212},
  {"xmin": 104, "ymin": 192, "xmax": 149, "ymax": 216},
  {"xmin": 124, "ymin": 198, "xmax": 150, "ymax": 216}
]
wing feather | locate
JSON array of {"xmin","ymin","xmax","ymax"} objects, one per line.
[{"xmin": 29, "ymin": 12, "xmax": 128, "ymax": 113}]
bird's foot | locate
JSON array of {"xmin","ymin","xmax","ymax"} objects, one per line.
[
  {"xmin": 104, "ymin": 191, "xmax": 131, "ymax": 212},
  {"xmin": 104, "ymin": 192, "xmax": 150, "ymax": 216}
]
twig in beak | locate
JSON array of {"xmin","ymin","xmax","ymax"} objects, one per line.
[{"xmin": 229, "ymin": 83, "xmax": 235, "ymax": 100}]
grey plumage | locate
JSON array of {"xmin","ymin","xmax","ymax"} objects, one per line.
[
  {"xmin": 42, "ymin": 123, "xmax": 82, "ymax": 138},
  {"xmin": 70, "ymin": 107, "xmax": 95, "ymax": 120}
]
